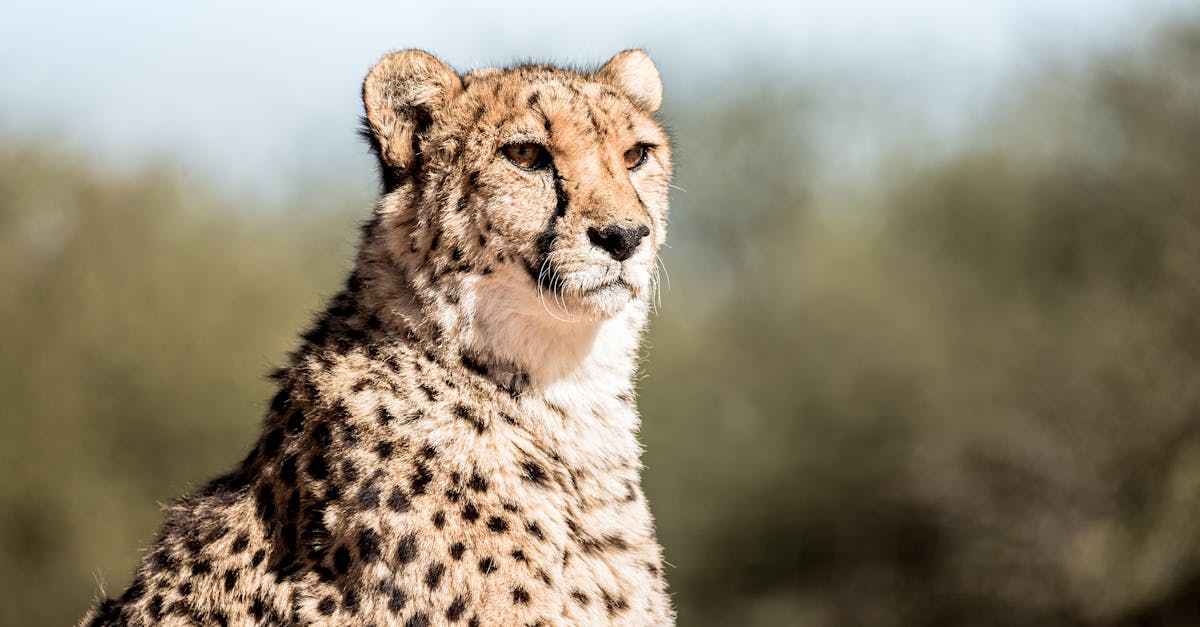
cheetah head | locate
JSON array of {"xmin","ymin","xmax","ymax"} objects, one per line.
[{"xmin": 361, "ymin": 50, "xmax": 671, "ymax": 327}]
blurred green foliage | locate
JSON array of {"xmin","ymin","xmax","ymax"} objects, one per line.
[{"xmin": 3, "ymin": 19, "xmax": 1200, "ymax": 627}]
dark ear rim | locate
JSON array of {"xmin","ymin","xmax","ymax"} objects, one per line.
[{"xmin": 361, "ymin": 49, "xmax": 463, "ymax": 189}]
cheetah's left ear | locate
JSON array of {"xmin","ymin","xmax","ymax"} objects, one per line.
[
  {"xmin": 596, "ymin": 50, "xmax": 662, "ymax": 113},
  {"xmin": 362, "ymin": 50, "xmax": 463, "ymax": 182}
]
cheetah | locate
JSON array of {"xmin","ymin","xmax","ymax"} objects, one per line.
[{"xmin": 80, "ymin": 48, "xmax": 674, "ymax": 626}]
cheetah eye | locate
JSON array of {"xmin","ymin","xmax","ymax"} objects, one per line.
[
  {"xmin": 501, "ymin": 143, "xmax": 549, "ymax": 170},
  {"xmin": 623, "ymin": 144, "xmax": 650, "ymax": 170}
]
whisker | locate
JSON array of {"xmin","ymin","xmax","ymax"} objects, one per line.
[{"xmin": 537, "ymin": 257, "xmax": 575, "ymax": 324}]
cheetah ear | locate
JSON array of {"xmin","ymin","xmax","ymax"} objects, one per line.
[
  {"xmin": 596, "ymin": 49, "xmax": 662, "ymax": 113},
  {"xmin": 362, "ymin": 50, "xmax": 463, "ymax": 179}
]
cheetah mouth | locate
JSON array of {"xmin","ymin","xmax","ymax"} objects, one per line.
[
  {"xmin": 521, "ymin": 257, "xmax": 643, "ymax": 319},
  {"xmin": 582, "ymin": 278, "xmax": 633, "ymax": 296}
]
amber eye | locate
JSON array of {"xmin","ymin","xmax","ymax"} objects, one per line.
[
  {"xmin": 502, "ymin": 143, "xmax": 547, "ymax": 170},
  {"xmin": 623, "ymin": 144, "xmax": 650, "ymax": 170}
]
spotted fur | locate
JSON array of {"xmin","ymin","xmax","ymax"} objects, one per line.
[{"xmin": 80, "ymin": 49, "xmax": 674, "ymax": 626}]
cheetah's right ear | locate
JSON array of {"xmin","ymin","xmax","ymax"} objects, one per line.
[
  {"xmin": 596, "ymin": 50, "xmax": 663, "ymax": 113},
  {"xmin": 362, "ymin": 50, "xmax": 463, "ymax": 181}
]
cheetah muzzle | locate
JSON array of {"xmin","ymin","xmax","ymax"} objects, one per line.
[{"xmin": 81, "ymin": 49, "xmax": 674, "ymax": 626}]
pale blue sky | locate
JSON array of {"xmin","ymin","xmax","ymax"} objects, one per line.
[{"xmin": 1, "ymin": 0, "xmax": 1192, "ymax": 196}]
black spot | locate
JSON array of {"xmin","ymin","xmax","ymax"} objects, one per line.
[
  {"xmin": 468, "ymin": 618, "xmax": 480, "ymax": 627},
  {"xmin": 379, "ymin": 406, "xmax": 396, "ymax": 424},
  {"xmin": 212, "ymin": 610, "xmax": 228, "ymax": 627},
  {"xmin": 223, "ymin": 569, "xmax": 238, "ymax": 592},
  {"xmin": 512, "ymin": 587, "xmax": 530, "ymax": 604},
  {"xmin": 389, "ymin": 588, "xmax": 408, "ymax": 612},
  {"xmin": 282, "ymin": 521, "xmax": 298, "ymax": 553},
  {"xmin": 487, "ymin": 516, "xmax": 509, "ymax": 533},
  {"xmin": 341, "ymin": 459, "xmax": 360, "ymax": 484},
  {"xmin": 411, "ymin": 462, "xmax": 433, "ymax": 494},
  {"xmin": 270, "ymin": 387, "xmax": 290, "ymax": 414},
  {"xmin": 478, "ymin": 556, "xmax": 496, "ymax": 574},
  {"xmin": 445, "ymin": 489, "xmax": 461, "ymax": 503},
  {"xmin": 397, "ymin": 533, "xmax": 418, "ymax": 564},
  {"xmin": 358, "ymin": 528, "xmax": 382, "ymax": 562},
  {"xmin": 525, "ymin": 522, "xmax": 545, "ymax": 541},
  {"xmin": 358, "ymin": 482, "xmax": 381, "ymax": 509},
  {"xmin": 280, "ymin": 455, "xmax": 298, "ymax": 486},
  {"xmin": 251, "ymin": 549, "xmax": 266, "ymax": 567},
  {"xmin": 341, "ymin": 421, "xmax": 360, "ymax": 447},
  {"xmin": 334, "ymin": 546, "xmax": 351, "ymax": 574},
  {"xmin": 185, "ymin": 537, "xmax": 203, "ymax": 555},
  {"xmin": 318, "ymin": 595, "xmax": 336, "ymax": 616},
  {"xmin": 178, "ymin": 581, "xmax": 192, "ymax": 596},
  {"xmin": 449, "ymin": 541, "xmax": 466, "ymax": 560},
  {"xmin": 571, "ymin": 589, "xmax": 590, "ymax": 606},
  {"xmin": 461, "ymin": 354, "xmax": 489, "ymax": 377},
  {"xmin": 262, "ymin": 429, "xmax": 284, "ymax": 458},
  {"xmin": 149, "ymin": 549, "xmax": 177, "ymax": 573},
  {"xmin": 307, "ymin": 454, "xmax": 328, "ymax": 480},
  {"xmin": 432, "ymin": 510, "xmax": 446, "ymax": 529},
  {"xmin": 192, "ymin": 559, "xmax": 212, "ymax": 575},
  {"xmin": 462, "ymin": 502, "xmax": 480, "ymax": 523},
  {"xmin": 446, "ymin": 595, "xmax": 467, "ymax": 622},
  {"xmin": 388, "ymin": 489, "xmax": 412, "ymax": 513},
  {"xmin": 377, "ymin": 440, "xmax": 395, "ymax": 459},
  {"xmin": 148, "ymin": 595, "xmax": 164, "ymax": 620},
  {"xmin": 421, "ymin": 444, "xmax": 438, "ymax": 459},
  {"xmin": 604, "ymin": 534, "xmax": 630, "ymax": 550},
  {"xmin": 286, "ymin": 409, "xmax": 304, "ymax": 434},
  {"xmin": 255, "ymin": 484, "xmax": 275, "ymax": 521},
  {"xmin": 453, "ymin": 404, "xmax": 486, "ymax": 433},
  {"xmin": 603, "ymin": 591, "xmax": 630, "ymax": 615},
  {"xmin": 467, "ymin": 472, "xmax": 489, "ymax": 493},
  {"xmin": 250, "ymin": 597, "xmax": 265, "ymax": 621},
  {"xmin": 311, "ymin": 423, "xmax": 332, "ymax": 447},
  {"xmin": 406, "ymin": 613, "xmax": 430, "ymax": 627},
  {"xmin": 425, "ymin": 562, "xmax": 445, "ymax": 590},
  {"xmin": 343, "ymin": 588, "xmax": 360, "ymax": 613},
  {"xmin": 521, "ymin": 461, "xmax": 548, "ymax": 485},
  {"xmin": 419, "ymin": 384, "xmax": 439, "ymax": 401},
  {"xmin": 512, "ymin": 549, "xmax": 527, "ymax": 562},
  {"xmin": 120, "ymin": 577, "xmax": 146, "ymax": 602}
]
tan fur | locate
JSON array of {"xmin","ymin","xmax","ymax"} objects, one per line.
[{"xmin": 80, "ymin": 49, "xmax": 674, "ymax": 626}]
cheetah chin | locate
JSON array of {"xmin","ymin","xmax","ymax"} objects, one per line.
[{"xmin": 82, "ymin": 49, "xmax": 675, "ymax": 627}]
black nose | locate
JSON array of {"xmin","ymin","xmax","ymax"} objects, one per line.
[{"xmin": 588, "ymin": 223, "xmax": 650, "ymax": 261}]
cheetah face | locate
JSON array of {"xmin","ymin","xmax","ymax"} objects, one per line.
[{"xmin": 363, "ymin": 50, "xmax": 672, "ymax": 323}]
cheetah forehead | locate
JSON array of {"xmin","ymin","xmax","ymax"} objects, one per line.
[{"xmin": 449, "ymin": 62, "xmax": 669, "ymax": 148}]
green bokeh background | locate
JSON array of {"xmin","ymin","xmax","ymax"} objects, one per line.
[{"xmin": 4, "ymin": 17, "xmax": 1200, "ymax": 627}]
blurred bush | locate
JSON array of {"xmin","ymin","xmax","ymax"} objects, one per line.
[{"xmin": 3, "ymin": 18, "xmax": 1199, "ymax": 627}]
